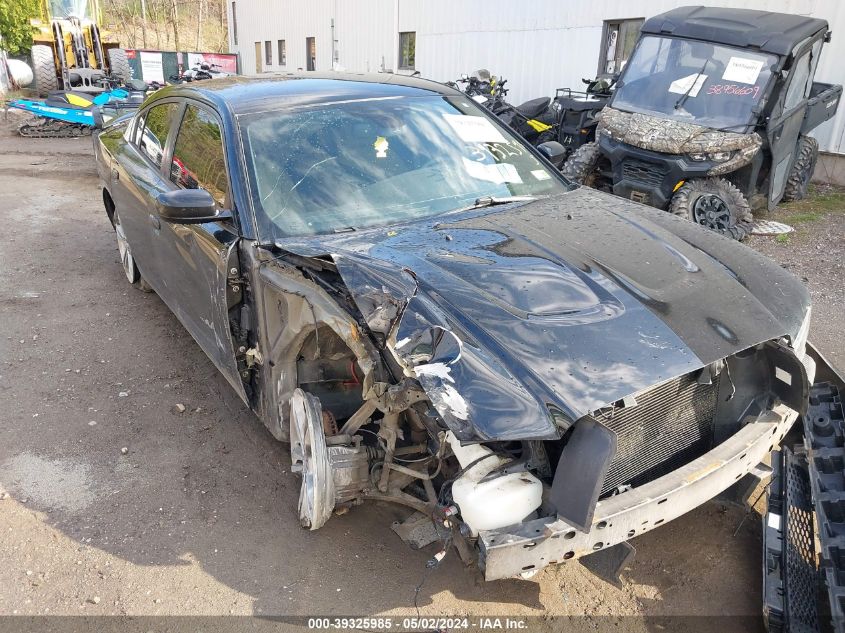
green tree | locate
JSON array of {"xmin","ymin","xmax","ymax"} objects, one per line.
[{"xmin": 0, "ymin": 0, "xmax": 40, "ymax": 55}]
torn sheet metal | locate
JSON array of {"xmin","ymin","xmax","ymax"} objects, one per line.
[{"xmin": 275, "ymin": 186, "xmax": 808, "ymax": 442}]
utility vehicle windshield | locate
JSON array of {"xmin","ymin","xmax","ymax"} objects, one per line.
[
  {"xmin": 611, "ymin": 36, "xmax": 778, "ymax": 131},
  {"xmin": 241, "ymin": 95, "xmax": 567, "ymax": 238}
]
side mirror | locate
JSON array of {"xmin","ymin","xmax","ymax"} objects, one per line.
[
  {"xmin": 156, "ymin": 189, "xmax": 231, "ymax": 224},
  {"xmin": 537, "ymin": 141, "xmax": 567, "ymax": 168}
]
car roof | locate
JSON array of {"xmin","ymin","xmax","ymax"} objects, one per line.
[
  {"xmin": 641, "ymin": 6, "xmax": 829, "ymax": 56},
  {"xmin": 154, "ymin": 72, "xmax": 456, "ymax": 116}
]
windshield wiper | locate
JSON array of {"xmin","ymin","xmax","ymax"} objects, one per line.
[
  {"xmin": 472, "ymin": 195, "xmax": 536, "ymax": 209},
  {"xmin": 674, "ymin": 59, "xmax": 710, "ymax": 111}
]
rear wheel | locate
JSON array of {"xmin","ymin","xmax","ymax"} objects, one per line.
[
  {"xmin": 561, "ymin": 141, "xmax": 603, "ymax": 187},
  {"xmin": 107, "ymin": 48, "xmax": 132, "ymax": 83},
  {"xmin": 669, "ymin": 177, "xmax": 753, "ymax": 241},
  {"xmin": 782, "ymin": 135, "xmax": 819, "ymax": 202},
  {"xmin": 113, "ymin": 209, "xmax": 152, "ymax": 291},
  {"xmin": 31, "ymin": 44, "xmax": 59, "ymax": 96}
]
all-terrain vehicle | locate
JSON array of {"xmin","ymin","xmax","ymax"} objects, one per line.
[
  {"xmin": 551, "ymin": 77, "xmax": 614, "ymax": 159},
  {"xmin": 562, "ymin": 6, "xmax": 842, "ymax": 240}
]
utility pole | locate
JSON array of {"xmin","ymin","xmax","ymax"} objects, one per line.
[
  {"xmin": 171, "ymin": 0, "xmax": 180, "ymax": 51},
  {"xmin": 140, "ymin": 0, "xmax": 147, "ymax": 47},
  {"xmin": 196, "ymin": 0, "xmax": 203, "ymax": 50}
]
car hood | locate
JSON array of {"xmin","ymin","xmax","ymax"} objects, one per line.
[
  {"xmin": 598, "ymin": 105, "xmax": 763, "ymax": 155},
  {"xmin": 278, "ymin": 187, "xmax": 809, "ymax": 442}
]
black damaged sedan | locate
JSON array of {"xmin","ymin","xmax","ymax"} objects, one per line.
[{"xmin": 93, "ymin": 73, "xmax": 838, "ymax": 581}]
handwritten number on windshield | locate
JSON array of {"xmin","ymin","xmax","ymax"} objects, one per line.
[{"xmin": 707, "ymin": 84, "xmax": 761, "ymax": 99}]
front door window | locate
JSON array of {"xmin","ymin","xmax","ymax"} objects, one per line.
[{"xmin": 170, "ymin": 105, "xmax": 229, "ymax": 207}]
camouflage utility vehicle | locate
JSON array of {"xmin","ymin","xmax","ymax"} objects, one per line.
[{"xmin": 562, "ymin": 6, "xmax": 842, "ymax": 239}]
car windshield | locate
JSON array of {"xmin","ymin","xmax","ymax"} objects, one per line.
[
  {"xmin": 611, "ymin": 35, "xmax": 778, "ymax": 131},
  {"xmin": 239, "ymin": 95, "xmax": 567, "ymax": 238}
]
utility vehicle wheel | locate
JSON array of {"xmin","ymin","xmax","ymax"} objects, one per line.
[
  {"xmin": 31, "ymin": 45, "xmax": 59, "ymax": 96},
  {"xmin": 782, "ymin": 135, "xmax": 819, "ymax": 202},
  {"xmin": 669, "ymin": 178, "xmax": 753, "ymax": 241},
  {"xmin": 561, "ymin": 141, "xmax": 602, "ymax": 187},
  {"xmin": 113, "ymin": 209, "xmax": 152, "ymax": 291},
  {"xmin": 107, "ymin": 48, "xmax": 132, "ymax": 83}
]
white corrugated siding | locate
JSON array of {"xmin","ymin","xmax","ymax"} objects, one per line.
[{"xmin": 228, "ymin": 0, "xmax": 844, "ymax": 154}]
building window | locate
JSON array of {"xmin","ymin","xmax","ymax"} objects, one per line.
[
  {"xmin": 278, "ymin": 39, "xmax": 286, "ymax": 66},
  {"xmin": 599, "ymin": 18, "xmax": 644, "ymax": 75},
  {"xmin": 306, "ymin": 37, "xmax": 316, "ymax": 71},
  {"xmin": 399, "ymin": 31, "xmax": 415, "ymax": 69},
  {"xmin": 231, "ymin": 2, "xmax": 237, "ymax": 45},
  {"xmin": 265, "ymin": 41, "xmax": 272, "ymax": 66}
]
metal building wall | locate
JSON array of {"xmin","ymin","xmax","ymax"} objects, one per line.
[{"xmin": 228, "ymin": 0, "xmax": 844, "ymax": 154}]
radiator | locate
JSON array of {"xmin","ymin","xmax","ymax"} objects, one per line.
[{"xmin": 598, "ymin": 372, "xmax": 720, "ymax": 496}]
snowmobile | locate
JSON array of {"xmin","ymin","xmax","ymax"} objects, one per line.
[{"xmin": 8, "ymin": 78, "xmax": 148, "ymax": 137}]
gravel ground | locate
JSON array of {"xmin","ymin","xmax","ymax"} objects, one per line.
[{"xmin": 0, "ymin": 110, "xmax": 842, "ymax": 629}]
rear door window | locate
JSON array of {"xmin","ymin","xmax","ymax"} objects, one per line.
[
  {"xmin": 169, "ymin": 104, "xmax": 229, "ymax": 207},
  {"xmin": 137, "ymin": 102, "xmax": 178, "ymax": 169}
]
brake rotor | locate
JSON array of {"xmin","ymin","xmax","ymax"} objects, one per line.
[{"xmin": 289, "ymin": 388, "xmax": 335, "ymax": 530}]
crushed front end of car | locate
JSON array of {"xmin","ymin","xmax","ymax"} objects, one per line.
[{"xmin": 245, "ymin": 189, "xmax": 823, "ymax": 581}]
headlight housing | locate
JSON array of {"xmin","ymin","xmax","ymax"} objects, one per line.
[{"xmin": 688, "ymin": 150, "xmax": 735, "ymax": 162}]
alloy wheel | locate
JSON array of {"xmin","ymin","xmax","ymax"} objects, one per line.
[
  {"xmin": 692, "ymin": 194, "xmax": 733, "ymax": 231},
  {"xmin": 113, "ymin": 210, "xmax": 136, "ymax": 283}
]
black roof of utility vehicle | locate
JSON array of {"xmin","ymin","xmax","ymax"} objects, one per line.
[{"xmin": 641, "ymin": 6, "xmax": 829, "ymax": 55}]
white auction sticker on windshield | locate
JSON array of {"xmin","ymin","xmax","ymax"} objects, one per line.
[
  {"xmin": 532, "ymin": 169, "xmax": 551, "ymax": 181},
  {"xmin": 723, "ymin": 57, "xmax": 765, "ymax": 85},
  {"xmin": 463, "ymin": 158, "xmax": 522, "ymax": 184},
  {"xmin": 496, "ymin": 163, "xmax": 522, "ymax": 184},
  {"xmin": 444, "ymin": 114, "xmax": 507, "ymax": 143},
  {"xmin": 668, "ymin": 73, "xmax": 707, "ymax": 97}
]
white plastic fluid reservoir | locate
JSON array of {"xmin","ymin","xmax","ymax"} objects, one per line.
[{"xmin": 445, "ymin": 431, "xmax": 543, "ymax": 535}]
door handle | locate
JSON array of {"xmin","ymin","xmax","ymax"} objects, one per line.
[{"xmin": 149, "ymin": 214, "xmax": 161, "ymax": 230}]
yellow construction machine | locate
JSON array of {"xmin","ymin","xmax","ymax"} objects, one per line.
[{"xmin": 29, "ymin": 0, "xmax": 131, "ymax": 94}]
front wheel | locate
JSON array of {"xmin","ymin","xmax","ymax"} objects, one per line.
[
  {"xmin": 107, "ymin": 48, "xmax": 132, "ymax": 83},
  {"xmin": 560, "ymin": 141, "xmax": 608, "ymax": 189},
  {"xmin": 31, "ymin": 44, "xmax": 59, "ymax": 96},
  {"xmin": 669, "ymin": 177, "xmax": 753, "ymax": 241}
]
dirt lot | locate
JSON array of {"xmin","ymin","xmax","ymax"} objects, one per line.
[{"xmin": 0, "ymin": 111, "xmax": 842, "ymax": 630}]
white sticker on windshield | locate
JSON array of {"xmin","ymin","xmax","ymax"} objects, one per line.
[
  {"xmin": 444, "ymin": 114, "xmax": 507, "ymax": 143},
  {"xmin": 463, "ymin": 158, "xmax": 522, "ymax": 184},
  {"xmin": 496, "ymin": 163, "xmax": 522, "ymax": 184},
  {"xmin": 668, "ymin": 73, "xmax": 708, "ymax": 97},
  {"xmin": 532, "ymin": 169, "xmax": 551, "ymax": 181},
  {"xmin": 723, "ymin": 57, "xmax": 765, "ymax": 85}
]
